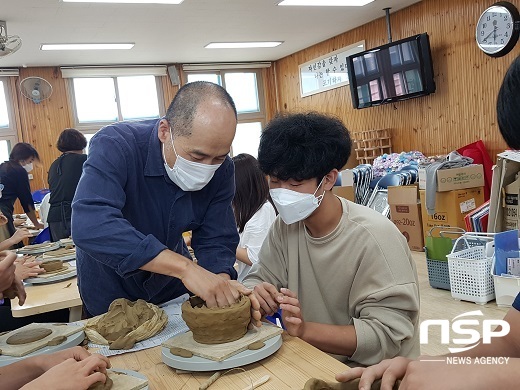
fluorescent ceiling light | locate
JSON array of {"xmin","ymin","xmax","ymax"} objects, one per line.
[
  {"xmin": 205, "ymin": 42, "xmax": 283, "ymax": 49},
  {"xmin": 62, "ymin": 0, "xmax": 184, "ymax": 3},
  {"xmin": 278, "ymin": 0, "xmax": 374, "ymax": 6},
  {"xmin": 41, "ymin": 43, "xmax": 135, "ymax": 50}
]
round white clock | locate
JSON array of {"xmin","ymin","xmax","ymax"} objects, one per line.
[{"xmin": 476, "ymin": 1, "xmax": 520, "ymax": 57}]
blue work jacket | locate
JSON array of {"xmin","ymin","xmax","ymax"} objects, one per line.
[{"xmin": 72, "ymin": 119, "xmax": 238, "ymax": 316}]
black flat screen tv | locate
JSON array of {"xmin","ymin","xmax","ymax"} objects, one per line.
[{"xmin": 346, "ymin": 33, "xmax": 436, "ymax": 109}]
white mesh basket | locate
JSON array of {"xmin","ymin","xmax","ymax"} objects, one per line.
[{"xmin": 447, "ymin": 235, "xmax": 495, "ymax": 304}]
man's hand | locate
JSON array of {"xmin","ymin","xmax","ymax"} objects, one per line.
[
  {"xmin": 336, "ymin": 356, "xmax": 411, "ymax": 389},
  {"xmin": 22, "ymin": 351, "xmax": 111, "ymax": 390},
  {"xmin": 252, "ymin": 282, "xmax": 281, "ymax": 316},
  {"xmin": 15, "ymin": 256, "xmax": 44, "ymax": 280},
  {"xmin": 180, "ymin": 261, "xmax": 240, "ymax": 307},
  {"xmin": 278, "ymin": 288, "xmax": 305, "ymax": 337},
  {"xmin": 228, "ymin": 281, "xmax": 262, "ymax": 328}
]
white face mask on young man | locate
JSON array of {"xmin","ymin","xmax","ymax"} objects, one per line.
[
  {"xmin": 269, "ymin": 177, "xmax": 326, "ymax": 225},
  {"xmin": 23, "ymin": 162, "xmax": 33, "ymax": 173},
  {"xmin": 162, "ymin": 127, "xmax": 221, "ymax": 191}
]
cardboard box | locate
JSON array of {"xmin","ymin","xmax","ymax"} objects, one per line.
[
  {"xmin": 333, "ymin": 186, "xmax": 355, "ymax": 202},
  {"xmin": 419, "ymin": 187, "xmax": 485, "ymax": 238},
  {"xmin": 436, "ymin": 164, "xmax": 484, "ymax": 192},
  {"xmin": 489, "ymin": 151, "xmax": 520, "ymax": 232},
  {"xmin": 388, "ymin": 185, "xmax": 424, "ymax": 252}
]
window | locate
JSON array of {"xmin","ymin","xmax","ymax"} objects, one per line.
[
  {"xmin": 185, "ymin": 69, "xmax": 266, "ymax": 158},
  {"xmin": 70, "ymin": 75, "xmax": 164, "ymax": 137},
  {"xmin": 0, "ymin": 78, "xmax": 18, "ymax": 163}
]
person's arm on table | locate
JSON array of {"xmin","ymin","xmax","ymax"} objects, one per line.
[
  {"xmin": 0, "ymin": 228, "xmax": 32, "ymax": 251},
  {"xmin": 0, "ymin": 347, "xmax": 110, "ymax": 390},
  {"xmin": 337, "ymin": 300, "xmax": 520, "ymax": 389}
]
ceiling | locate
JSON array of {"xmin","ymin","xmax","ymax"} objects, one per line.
[{"xmin": 1, "ymin": 0, "xmax": 421, "ymax": 68}]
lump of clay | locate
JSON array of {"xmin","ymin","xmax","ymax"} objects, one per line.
[
  {"xmin": 47, "ymin": 336, "xmax": 67, "ymax": 346},
  {"xmin": 85, "ymin": 298, "xmax": 167, "ymax": 350},
  {"xmin": 88, "ymin": 375, "xmax": 113, "ymax": 390},
  {"xmin": 6, "ymin": 328, "xmax": 53, "ymax": 345},
  {"xmin": 41, "ymin": 260, "xmax": 64, "ymax": 272},
  {"xmin": 303, "ymin": 378, "xmax": 400, "ymax": 390},
  {"xmin": 181, "ymin": 294, "xmax": 251, "ymax": 344}
]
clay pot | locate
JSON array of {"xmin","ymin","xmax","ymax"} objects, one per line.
[{"xmin": 181, "ymin": 295, "xmax": 251, "ymax": 344}]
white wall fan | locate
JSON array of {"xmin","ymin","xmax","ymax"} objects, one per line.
[
  {"xmin": 0, "ymin": 21, "xmax": 22, "ymax": 59},
  {"xmin": 19, "ymin": 77, "xmax": 53, "ymax": 104}
]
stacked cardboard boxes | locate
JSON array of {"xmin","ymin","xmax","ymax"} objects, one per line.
[{"xmin": 418, "ymin": 164, "xmax": 485, "ymax": 237}]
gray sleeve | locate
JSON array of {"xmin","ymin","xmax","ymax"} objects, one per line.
[
  {"xmin": 242, "ymin": 217, "xmax": 288, "ymax": 290},
  {"xmin": 350, "ymin": 283, "xmax": 420, "ymax": 366}
]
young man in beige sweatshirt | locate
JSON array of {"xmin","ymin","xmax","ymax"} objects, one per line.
[{"xmin": 242, "ymin": 112, "xmax": 420, "ymax": 366}]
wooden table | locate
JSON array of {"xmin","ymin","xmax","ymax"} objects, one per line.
[
  {"xmin": 109, "ymin": 333, "xmax": 349, "ymax": 389},
  {"xmin": 10, "ymin": 277, "xmax": 82, "ymax": 322}
]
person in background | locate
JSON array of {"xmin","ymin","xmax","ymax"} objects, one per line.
[
  {"xmin": 72, "ymin": 81, "xmax": 261, "ymax": 322},
  {"xmin": 242, "ymin": 112, "xmax": 420, "ymax": 366},
  {"xmin": 0, "ymin": 143, "xmax": 44, "ymax": 248},
  {"xmin": 336, "ymin": 56, "xmax": 520, "ymax": 390},
  {"xmin": 0, "ymin": 250, "xmax": 108, "ymax": 390},
  {"xmin": 231, "ymin": 153, "xmax": 276, "ymax": 282},
  {"xmin": 48, "ymin": 129, "xmax": 88, "ymax": 241}
]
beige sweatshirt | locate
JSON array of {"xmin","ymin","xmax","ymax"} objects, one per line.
[{"xmin": 243, "ymin": 197, "xmax": 420, "ymax": 366}]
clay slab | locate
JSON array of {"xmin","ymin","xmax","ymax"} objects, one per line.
[
  {"xmin": 162, "ymin": 334, "xmax": 282, "ymax": 371},
  {"xmin": 0, "ymin": 323, "xmax": 84, "ymax": 357},
  {"xmin": 162, "ymin": 323, "xmax": 282, "ymax": 362}
]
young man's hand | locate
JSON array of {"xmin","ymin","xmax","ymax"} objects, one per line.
[
  {"xmin": 252, "ymin": 282, "xmax": 281, "ymax": 316},
  {"xmin": 10, "ymin": 228, "xmax": 32, "ymax": 245},
  {"xmin": 228, "ymin": 280, "xmax": 262, "ymax": 328},
  {"xmin": 278, "ymin": 288, "xmax": 305, "ymax": 337}
]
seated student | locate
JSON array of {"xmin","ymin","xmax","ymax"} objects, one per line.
[
  {"xmin": 232, "ymin": 153, "xmax": 276, "ymax": 282},
  {"xmin": 337, "ymin": 54, "xmax": 520, "ymax": 390},
  {"xmin": 0, "ymin": 252, "xmax": 109, "ymax": 390},
  {"xmin": 242, "ymin": 112, "xmax": 420, "ymax": 366}
]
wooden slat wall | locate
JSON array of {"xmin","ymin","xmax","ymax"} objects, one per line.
[
  {"xmin": 272, "ymin": 0, "xmax": 519, "ymax": 161},
  {"xmin": 15, "ymin": 67, "xmax": 74, "ymax": 192}
]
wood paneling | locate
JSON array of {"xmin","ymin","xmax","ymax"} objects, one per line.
[
  {"xmin": 15, "ymin": 67, "xmax": 74, "ymax": 193},
  {"xmin": 272, "ymin": 0, "xmax": 519, "ymax": 161}
]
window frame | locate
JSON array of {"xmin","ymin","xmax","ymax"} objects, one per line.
[
  {"xmin": 68, "ymin": 75, "xmax": 166, "ymax": 133},
  {"xmin": 0, "ymin": 77, "xmax": 19, "ymax": 159},
  {"xmin": 183, "ymin": 68, "xmax": 267, "ymax": 157}
]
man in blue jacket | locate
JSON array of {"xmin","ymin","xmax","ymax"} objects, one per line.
[{"xmin": 72, "ymin": 81, "xmax": 260, "ymax": 318}]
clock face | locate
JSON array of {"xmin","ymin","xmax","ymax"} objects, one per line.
[{"xmin": 476, "ymin": 3, "xmax": 518, "ymax": 56}]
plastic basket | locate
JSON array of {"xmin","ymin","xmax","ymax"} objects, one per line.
[
  {"xmin": 447, "ymin": 235, "xmax": 495, "ymax": 304},
  {"xmin": 425, "ymin": 247, "xmax": 451, "ymax": 290},
  {"xmin": 491, "ymin": 255, "xmax": 520, "ymax": 307}
]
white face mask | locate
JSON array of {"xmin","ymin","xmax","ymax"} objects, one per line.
[
  {"xmin": 163, "ymin": 128, "xmax": 221, "ymax": 191},
  {"xmin": 269, "ymin": 178, "xmax": 326, "ymax": 224},
  {"xmin": 23, "ymin": 162, "xmax": 33, "ymax": 173}
]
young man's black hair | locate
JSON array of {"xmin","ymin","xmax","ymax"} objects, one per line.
[
  {"xmin": 497, "ymin": 55, "xmax": 520, "ymax": 150},
  {"xmin": 257, "ymin": 112, "xmax": 352, "ymax": 182}
]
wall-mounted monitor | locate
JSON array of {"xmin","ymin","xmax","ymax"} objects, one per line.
[{"xmin": 346, "ymin": 33, "xmax": 436, "ymax": 109}]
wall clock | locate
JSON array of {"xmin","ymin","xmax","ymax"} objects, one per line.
[{"xmin": 476, "ymin": 1, "xmax": 520, "ymax": 57}]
